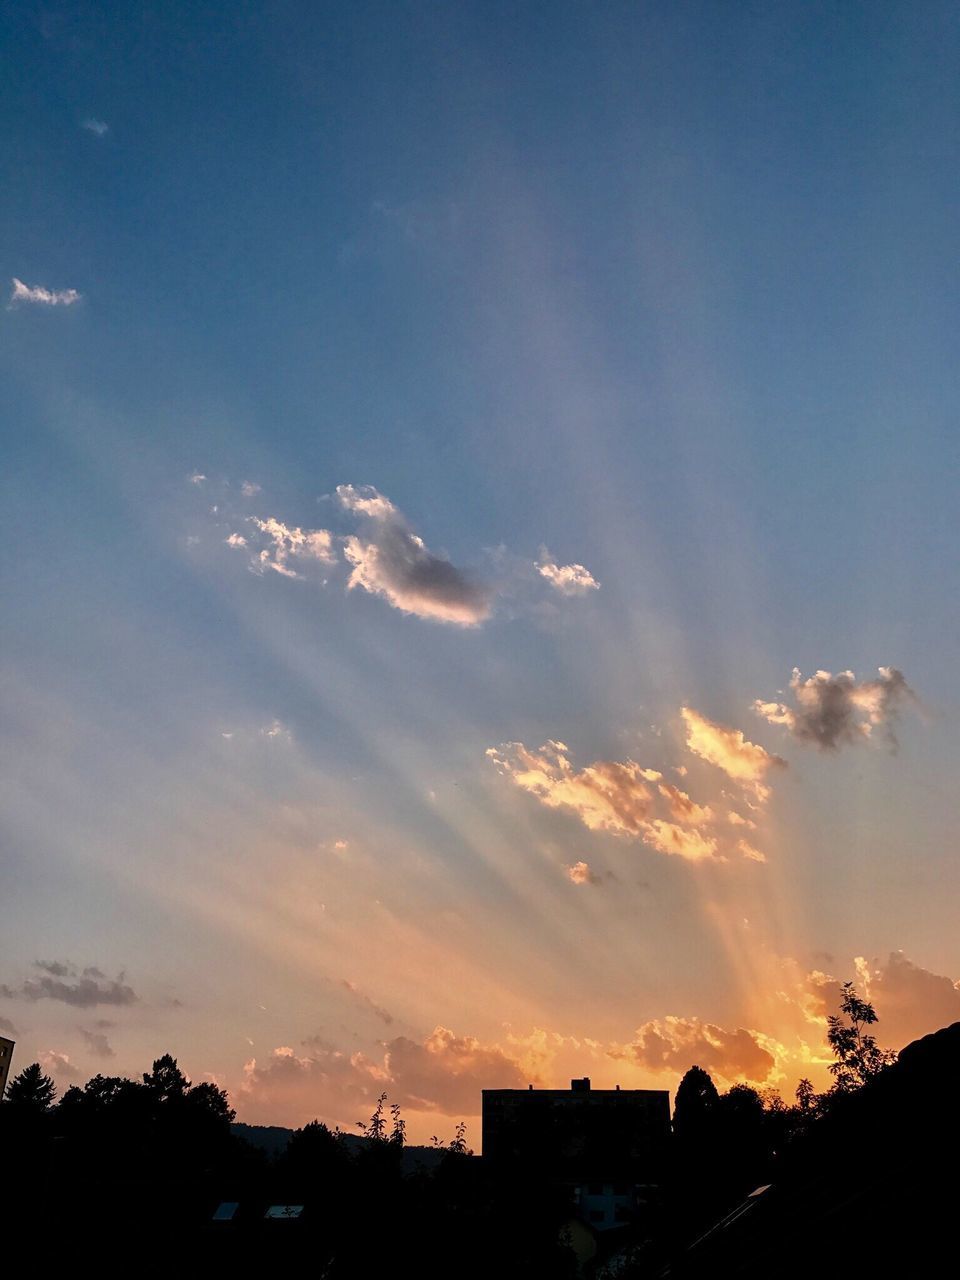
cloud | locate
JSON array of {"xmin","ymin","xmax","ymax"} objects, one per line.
[
  {"xmin": 800, "ymin": 952, "xmax": 960, "ymax": 1051},
  {"xmin": 681, "ymin": 706, "xmax": 785, "ymax": 802},
  {"xmin": 487, "ymin": 740, "xmax": 726, "ymax": 862},
  {"xmin": 240, "ymin": 481, "xmax": 261, "ymax": 497},
  {"xmin": 341, "ymin": 980, "xmax": 394, "ymax": 1026},
  {"xmin": 239, "ymin": 516, "xmax": 336, "ymax": 578},
  {"xmin": 754, "ymin": 667, "xmax": 917, "ymax": 751},
  {"xmin": 487, "ymin": 740, "xmax": 656, "ymax": 838},
  {"xmin": 337, "ymin": 485, "xmax": 493, "ymax": 626},
  {"xmin": 727, "ymin": 810, "xmax": 755, "ymax": 829},
  {"xmin": 0, "ymin": 961, "xmax": 137, "ymax": 1008},
  {"xmin": 238, "ymin": 1025, "xmax": 533, "ymax": 1127},
  {"xmin": 39, "ymin": 1049, "xmax": 79, "ymax": 1083},
  {"xmin": 657, "ymin": 783, "xmax": 713, "ymax": 826},
  {"xmin": 641, "ymin": 821, "xmax": 719, "ymax": 862},
  {"xmin": 537, "ymin": 550, "xmax": 600, "ymax": 596},
  {"xmin": 259, "ymin": 719, "xmax": 291, "ymax": 741},
  {"xmin": 81, "ymin": 117, "xmax": 109, "ymax": 136},
  {"xmin": 0, "ymin": 1015, "xmax": 16, "ymax": 1034},
  {"xmin": 189, "ymin": 473, "xmax": 206, "ymax": 485},
  {"xmin": 567, "ymin": 861, "xmax": 599, "ymax": 885},
  {"xmin": 9, "ymin": 278, "xmax": 81, "ymax": 307},
  {"xmin": 609, "ymin": 1016, "xmax": 776, "ymax": 1083},
  {"xmin": 79, "ymin": 1027, "xmax": 115, "ymax": 1058},
  {"xmin": 736, "ymin": 838, "xmax": 767, "ymax": 863}
]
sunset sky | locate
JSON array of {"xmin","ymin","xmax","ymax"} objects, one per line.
[{"xmin": 2, "ymin": 1, "xmax": 959, "ymax": 1145}]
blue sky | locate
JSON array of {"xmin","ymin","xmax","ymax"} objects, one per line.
[{"xmin": 2, "ymin": 1, "xmax": 959, "ymax": 1138}]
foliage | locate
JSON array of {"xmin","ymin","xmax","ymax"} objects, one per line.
[
  {"xmin": 672, "ymin": 1065, "xmax": 719, "ymax": 1141},
  {"xmin": 826, "ymin": 981, "xmax": 897, "ymax": 1092},
  {"xmin": 358, "ymin": 1091, "xmax": 388, "ymax": 1141},
  {"xmin": 4, "ymin": 1061, "xmax": 57, "ymax": 1109},
  {"xmin": 795, "ymin": 1077, "xmax": 817, "ymax": 1111}
]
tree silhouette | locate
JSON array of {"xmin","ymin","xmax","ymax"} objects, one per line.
[
  {"xmin": 5, "ymin": 1061, "xmax": 56, "ymax": 1109},
  {"xmin": 673, "ymin": 1065, "xmax": 719, "ymax": 1142},
  {"xmin": 827, "ymin": 981, "xmax": 897, "ymax": 1092},
  {"xmin": 358, "ymin": 1091, "xmax": 388, "ymax": 1141},
  {"xmin": 143, "ymin": 1053, "xmax": 190, "ymax": 1102},
  {"xmin": 795, "ymin": 1077, "xmax": 817, "ymax": 1112}
]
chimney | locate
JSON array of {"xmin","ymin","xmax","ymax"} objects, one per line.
[{"xmin": 571, "ymin": 1077, "xmax": 591, "ymax": 1092}]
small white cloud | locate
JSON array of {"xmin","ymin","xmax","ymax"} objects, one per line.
[
  {"xmin": 260, "ymin": 719, "xmax": 291, "ymax": 741},
  {"xmin": 337, "ymin": 484, "xmax": 493, "ymax": 626},
  {"xmin": 9, "ymin": 277, "xmax": 81, "ymax": 308},
  {"xmin": 241, "ymin": 481, "xmax": 261, "ymax": 498},
  {"xmin": 537, "ymin": 549, "xmax": 600, "ymax": 596},
  {"xmin": 247, "ymin": 516, "xmax": 336, "ymax": 578},
  {"xmin": 81, "ymin": 117, "xmax": 109, "ymax": 137},
  {"xmin": 225, "ymin": 532, "xmax": 247, "ymax": 548},
  {"xmin": 189, "ymin": 473, "xmax": 207, "ymax": 485}
]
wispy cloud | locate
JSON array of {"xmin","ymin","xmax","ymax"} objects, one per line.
[
  {"xmin": 9, "ymin": 277, "xmax": 81, "ymax": 308},
  {"xmin": 754, "ymin": 666, "xmax": 917, "ymax": 750},
  {"xmin": 81, "ymin": 117, "xmax": 109, "ymax": 137},
  {"xmin": 537, "ymin": 549, "xmax": 600, "ymax": 596},
  {"xmin": 338, "ymin": 484, "xmax": 493, "ymax": 626},
  {"xmin": 681, "ymin": 706, "xmax": 785, "ymax": 802},
  {"xmin": 341, "ymin": 979, "xmax": 394, "ymax": 1026}
]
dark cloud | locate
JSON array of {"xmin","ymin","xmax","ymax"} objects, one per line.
[
  {"xmin": 79, "ymin": 1027, "xmax": 115, "ymax": 1058},
  {"xmin": 338, "ymin": 485, "xmax": 493, "ymax": 626},
  {"xmin": 0, "ymin": 1015, "xmax": 16, "ymax": 1034},
  {"xmin": 0, "ymin": 961, "xmax": 137, "ymax": 1008},
  {"xmin": 755, "ymin": 666, "xmax": 916, "ymax": 750}
]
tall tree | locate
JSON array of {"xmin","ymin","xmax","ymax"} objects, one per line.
[
  {"xmin": 5, "ymin": 1062, "xmax": 56, "ymax": 1109},
  {"xmin": 673, "ymin": 1065, "xmax": 719, "ymax": 1141}
]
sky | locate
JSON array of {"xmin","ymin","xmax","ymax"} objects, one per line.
[{"xmin": 2, "ymin": 0, "xmax": 959, "ymax": 1146}]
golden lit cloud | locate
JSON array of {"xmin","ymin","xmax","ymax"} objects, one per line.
[
  {"xmin": 681, "ymin": 706, "xmax": 785, "ymax": 801},
  {"xmin": 487, "ymin": 740, "xmax": 657, "ymax": 838},
  {"xmin": 641, "ymin": 820, "xmax": 718, "ymax": 862},
  {"xmin": 609, "ymin": 1015, "xmax": 777, "ymax": 1083},
  {"xmin": 566, "ymin": 860, "xmax": 599, "ymax": 885},
  {"xmin": 488, "ymin": 737, "xmax": 770, "ymax": 863}
]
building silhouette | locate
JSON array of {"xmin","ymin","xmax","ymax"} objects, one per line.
[
  {"xmin": 482, "ymin": 1076, "xmax": 671, "ymax": 1230},
  {"xmin": 0, "ymin": 1036, "xmax": 13, "ymax": 1100}
]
